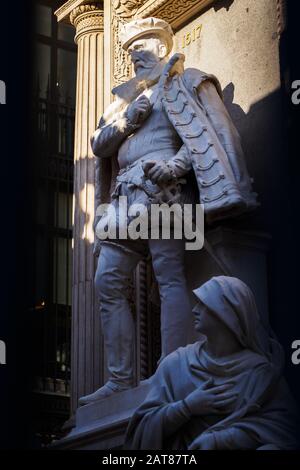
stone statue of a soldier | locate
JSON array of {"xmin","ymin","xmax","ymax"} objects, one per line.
[{"xmin": 79, "ymin": 17, "xmax": 257, "ymax": 405}]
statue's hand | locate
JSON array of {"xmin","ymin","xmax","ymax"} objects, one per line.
[
  {"xmin": 142, "ymin": 160, "xmax": 176, "ymax": 185},
  {"xmin": 126, "ymin": 95, "xmax": 152, "ymax": 126},
  {"xmin": 188, "ymin": 433, "xmax": 216, "ymax": 451},
  {"xmin": 183, "ymin": 380, "xmax": 237, "ymax": 416}
]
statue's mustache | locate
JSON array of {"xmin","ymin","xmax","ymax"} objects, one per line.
[
  {"xmin": 132, "ymin": 58, "xmax": 154, "ymax": 69},
  {"xmin": 131, "ymin": 52, "xmax": 159, "ymax": 69}
]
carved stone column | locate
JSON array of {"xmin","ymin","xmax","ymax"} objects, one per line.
[{"xmin": 56, "ymin": 2, "xmax": 105, "ymax": 413}]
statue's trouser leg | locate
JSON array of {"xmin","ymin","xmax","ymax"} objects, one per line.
[
  {"xmin": 148, "ymin": 239, "xmax": 191, "ymax": 361},
  {"xmin": 95, "ymin": 244, "xmax": 142, "ymax": 389}
]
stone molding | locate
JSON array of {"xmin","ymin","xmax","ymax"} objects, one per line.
[
  {"xmin": 137, "ymin": 0, "xmax": 215, "ymax": 30},
  {"xmin": 55, "ymin": 0, "xmax": 96, "ymax": 23}
]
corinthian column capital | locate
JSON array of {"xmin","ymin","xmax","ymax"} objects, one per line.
[{"xmin": 70, "ymin": 3, "xmax": 104, "ymax": 43}]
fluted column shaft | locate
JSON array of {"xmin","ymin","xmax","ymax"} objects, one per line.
[{"xmin": 69, "ymin": 3, "xmax": 104, "ymax": 412}]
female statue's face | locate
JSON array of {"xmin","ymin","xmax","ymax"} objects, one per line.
[
  {"xmin": 192, "ymin": 300, "xmax": 243, "ymax": 356},
  {"xmin": 192, "ymin": 301, "xmax": 228, "ymax": 337}
]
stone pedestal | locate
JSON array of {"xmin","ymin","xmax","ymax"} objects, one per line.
[{"xmin": 51, "ymin": 381, "xmax": 151, "ymax": 450}]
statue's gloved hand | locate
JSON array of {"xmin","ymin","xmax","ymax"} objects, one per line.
[
  {"xmin": 183, "ymin": 379, "xmax": 237, "ymax": 416},
  {"xmin": 125, "ymin": 95, "xmax": 152, "ymax": 126},
  {"xmin": 142, "ymin": 160, "xmax": 177, "ymax": 185}
]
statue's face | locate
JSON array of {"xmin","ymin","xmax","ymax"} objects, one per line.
[
  {"xmin": 192, "ymin": 302, "xmax": 224, "ymax": 336},
  {"xmin": 193, "ymin": 300, "xmax": 232, "ymax": 341},
  {"xmin": 127, "ymin": 36, "xmax": 168, "ymax": 77},
  {"xmin": 193, "ymin": 299, "xmax": 243, "ymax": 355}
]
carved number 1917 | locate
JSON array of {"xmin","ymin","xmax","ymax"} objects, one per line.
[{"xmin": 182, "ymin": 25, "xmax": 202, "ymax": 49}]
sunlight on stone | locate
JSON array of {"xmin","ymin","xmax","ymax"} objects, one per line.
[{"xmin": 79, "ymin": 183, "xmax": 95, "ymax": 243}]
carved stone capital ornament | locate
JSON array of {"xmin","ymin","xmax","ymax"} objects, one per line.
[
  {"xmin": 112, "ymin": 0, "xmax": 145, "ymax": 18},
  {"xmin": 70, "ymin": 3, "xmax": 104, "ymax": 43}
]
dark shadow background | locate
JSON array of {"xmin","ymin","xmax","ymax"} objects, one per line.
[
  {"xmin": 0, "ymin": 0, "xmax": 300, "ymax": 455},
  {"xmin": 0, "ymin": 1, "xmax": 36, "ymax": 449}
]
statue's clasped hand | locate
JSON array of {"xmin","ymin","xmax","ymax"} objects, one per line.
[
  {"xmin": 142, "ymin": 160, "xmax": 177, "ymax": 186},
  {"xmin": 126, "ymin": 95, "xmax": 152, "ymax": 126}
]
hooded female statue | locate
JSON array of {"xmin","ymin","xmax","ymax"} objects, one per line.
[{"xmin": 124, "ymin": 276, "xmax": 298, "ymax": 450}]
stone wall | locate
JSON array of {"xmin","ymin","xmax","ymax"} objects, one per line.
[{"xmin": 174, "ymin": 0, "xmax": 285, "ymax": 229}]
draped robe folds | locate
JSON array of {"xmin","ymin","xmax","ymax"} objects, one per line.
[{"xmin": 124, "ymin": 277, "xmax": 299, "ymax": 450}]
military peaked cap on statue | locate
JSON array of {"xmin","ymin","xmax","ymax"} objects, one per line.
[{"xmin": 119, "ymin": 17, "xmax": 174, "ymax": 54}]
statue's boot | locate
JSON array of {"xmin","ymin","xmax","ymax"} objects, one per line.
[{"xmin": 78, "ymin": 381, "xmax": 132, "ymax": 406}]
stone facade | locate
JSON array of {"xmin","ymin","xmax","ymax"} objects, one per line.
[{"xmin": 54, "ymin": 0, "xmax": 287, "ymax": 449}]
